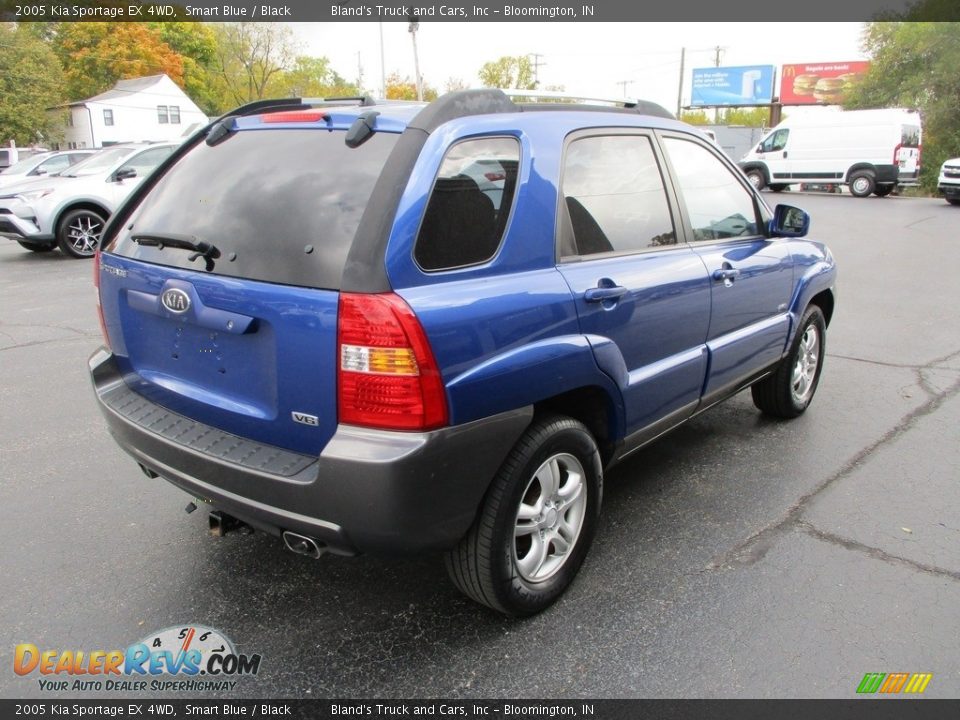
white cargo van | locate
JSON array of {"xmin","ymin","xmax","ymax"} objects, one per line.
[{"xmin": 739, "ymin": 108, "xmax": 922, "ymax": 197}]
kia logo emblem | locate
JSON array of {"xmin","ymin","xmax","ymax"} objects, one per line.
[{"xmin": 161, "ymin": 288, "xmax": 191, "ymax": 314}]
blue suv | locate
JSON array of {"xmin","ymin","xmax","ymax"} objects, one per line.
[{"xmin": 90, "ymin": 90, "xmax": 836, "ymax": 615}]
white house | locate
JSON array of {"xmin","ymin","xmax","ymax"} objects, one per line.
[{"xmin": 48, "ymin": 74, "xmax": 208, "ymax": 150}]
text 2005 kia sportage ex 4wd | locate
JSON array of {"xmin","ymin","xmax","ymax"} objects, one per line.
[{"xmin": 90, "ymin": 90, "xmax": 836, "ymax": 615}]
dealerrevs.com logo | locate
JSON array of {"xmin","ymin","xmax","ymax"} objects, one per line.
[{"xmin": 14, "ymin": 625, "xmax": 262, "ymax": 692}]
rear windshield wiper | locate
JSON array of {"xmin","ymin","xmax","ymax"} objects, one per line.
[{"xmin": 132, "ymin": 233, "xmax": 221, "ymax": 271}]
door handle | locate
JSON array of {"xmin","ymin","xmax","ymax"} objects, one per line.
[
  {"xmin": 584, "ymin": 282, "xmax": 628, "ymax": 303},
  {"xmin": 712, "ymin": 267, "xmax": 740, "ymax": 282},
  {"xmin": 783, "ymin": 151, "xmax": 788, "ymax": 159}
]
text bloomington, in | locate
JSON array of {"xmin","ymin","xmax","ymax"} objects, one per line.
[{"xmin": 331, "ymin": 4, "xmax": 596, "ymax": 19}]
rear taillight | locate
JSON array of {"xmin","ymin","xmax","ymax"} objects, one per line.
[
  {"xmin": 337, "ymin": 293, "xmax": 447, "ymax": 431},
  {"xmin": 93, "ymin": 250, "xmax": 110, "ymax": 349},
  {"xmin": 893, "ymin": 143, "xmax": 902, "ymax": 164}
]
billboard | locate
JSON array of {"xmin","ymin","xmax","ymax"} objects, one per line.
[
  {"xmin": 691, "ymin": 65, "xmax": 775, "ymax": 107},
  {"xmin": 780, "ymin": 61, "xmax": 871, "ymax": 105}
]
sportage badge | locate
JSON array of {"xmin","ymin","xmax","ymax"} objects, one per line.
[{"xmin": 161, "ymin": 288, "xmax": 191, "ymax": 314}]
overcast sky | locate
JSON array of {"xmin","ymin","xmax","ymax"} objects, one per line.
[{"xmin": 293, "ymin": 22, "xmax": 867, "ymax": 113}]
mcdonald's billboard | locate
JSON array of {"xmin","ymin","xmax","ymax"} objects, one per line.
[{"xmin": 781, "ymin": 61, "xmax": 871, "ymax": 105}]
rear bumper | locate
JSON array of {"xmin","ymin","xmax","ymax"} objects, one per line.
[{"xmin": 90, "ymin": 349, "xmax": 532, "ymax": 555}]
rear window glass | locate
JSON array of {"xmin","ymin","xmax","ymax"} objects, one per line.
[
  {"xmin": 901, "ymin": 125, "xmax": 920, "ymax": 148},
  {"xmin": 109, "ymin": 129, "xmax": 398, "ymax": 289}
]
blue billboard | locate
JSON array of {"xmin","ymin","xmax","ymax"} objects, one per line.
[{"xmin": 691, "ymin": 65, "xmax": 775, "ymax": 106}]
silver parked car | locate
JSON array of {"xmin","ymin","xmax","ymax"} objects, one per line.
[
  {"xmin": 0, "ymin": 150, "xmax": 96, "ymax": 191},
  {"xmin": 0, "ymin": 143, "xmax": 176, "ymax": 258}
]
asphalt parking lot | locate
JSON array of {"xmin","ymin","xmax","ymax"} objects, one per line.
[{"xmin": 1, "ymin": 192, "xmax": 958, "ymax": 699}]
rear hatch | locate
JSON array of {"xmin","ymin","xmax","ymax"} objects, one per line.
[{"xmin": 98, "ymin": 118, "xmax": 399, "ymax": 455}]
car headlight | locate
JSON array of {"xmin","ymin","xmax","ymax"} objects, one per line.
[{"xmin": 14, "ymin": 188, "xmax": 55, "ymax": 203}]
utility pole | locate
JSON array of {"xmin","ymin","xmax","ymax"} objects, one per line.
[
  {"xmin": 528, "ymin": 53, "xmax": 545, "ymax": 88},
  {"xmin": 713, "ymin": 45, "xmax": 726, "ymax": 123},
  {"xmin": 357, "ymin": 51, "xmax": 363, "ymax": 93},
  {"xmin": 408, "ymin": 15, "xmax": 423, "ymax": 101},
  {"xmin": 676, "ymin": 47, "xmax": 686, "ymax": 117},
  {"xmin": 616, "ymin": 80, "xmax": 632, "ymax": 98},
  {"xmin": 379, "ymin": 22, "xmax": 386, "ymax": 99}
]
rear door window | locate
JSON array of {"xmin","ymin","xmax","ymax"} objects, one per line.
[
  {"xmin": 414, "ymin": 137, "xmax": 520, "ymax": 271},
  {"xmin": 108, "ymin": 129, "xmax": 398, "ymax": 290},
  {"xmin": 559, "ymin": 134, "xmax": 676, "ymax": 258}
]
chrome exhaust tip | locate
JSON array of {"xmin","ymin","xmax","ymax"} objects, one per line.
[{"xmin": 282, "ymin": 531, "xmax": 325, "ymax": 559}]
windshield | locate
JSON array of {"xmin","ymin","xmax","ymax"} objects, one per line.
[
  {"xmin": 1, "ymin": 153, "xmax": 52, "ymax": 175},
  {"xmin": 61, "ymin": 147, "xmax": 132, "ymax": 177}
]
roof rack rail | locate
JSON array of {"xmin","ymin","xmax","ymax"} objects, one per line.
[
  {"xmin": 300, "ymin": 96, "xmax": 379, "ymax": 107},
  {"xmin": 501, "ymin": 89, "xmax": 674, "ymax": 119}
]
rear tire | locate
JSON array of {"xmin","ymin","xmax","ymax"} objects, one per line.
[
  {"xmin": 57, "ymin": 208, "xmax": 107, "ymax": 258},
  {"xmin": 873, "ymin": 185, "xmax": 895, "ymax": 197},
  {"xmin": 445, "ymin": 414, "xmax": 603, "ymax": 616},
  {"xmin": 752, "ymin": 305, "xmax": 826, "ymax": 419},
  {"xmin": 947, "ymin": 198, "xmax": 960, "ymax": 206},
  {"xmin": 17, "ymin": 241, "xmax": 56, "ymax": 253},
  {"xmin": 848, "ymin": 172, "xmax": 876, "ymax": 198}
]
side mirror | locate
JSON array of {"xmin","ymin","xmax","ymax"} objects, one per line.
[
  {"xmin": 769, "ymin": 204, "xmax": 810, "ymax": 237},
  {"xmin": 114, "ymin": 167, "xmax": 137, "ymax": 182}
]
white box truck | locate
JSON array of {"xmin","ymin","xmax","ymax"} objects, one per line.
[{"xmin": 738, "ymin": 108, "xmax": 922, "ymax": 197}]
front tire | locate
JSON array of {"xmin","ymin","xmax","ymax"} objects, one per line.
[
  {"xmin": 769, "ymin": 184, "xmax": 788, "ymax": 193},
  {"xmin": 752, "ymin": 305, "xmax": 826, "ymax": 419},
  {"xmin": 745, "ymin": 168, "xmax": 766, "ymax": 191},
  {"xmin": 445, "ymin": 414, "xmax": 603, "ymax": 616},
  {"xmin": 57, "ymin": 208, "xmax": 107, "ymax": 258}
]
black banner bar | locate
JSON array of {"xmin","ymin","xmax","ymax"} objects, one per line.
[
  {"xmin": 3, "ymin": 0, "xmax": 957, "ymax": 23},
  {"xmin": 1, "ymin": 700, "xmax": 959, "ymax": 720}
]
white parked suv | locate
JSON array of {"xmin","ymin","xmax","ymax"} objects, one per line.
[
  {"xmin": 0, "ymin": 143, "xmax": 176, "ymax": 257},
  {"xmin": 938, "ymin": 157, "xmax": 960, "ymax": 205},
  {"xmin": 0, "ymin": 150, "xmax": 96, "ymax": 190}
]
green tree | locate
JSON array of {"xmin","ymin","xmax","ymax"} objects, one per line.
[
  {"xmin": 0, "ymin": 24, "xmax": 65, "ymax": 146},
  {"xmin": 679, "ymin": 110, "xmax": 710, "ymax": 125},
  {"xmin": 843, "ymin": 22, "xmax": 960, "ymax": 191},
  {"xmin": 718, "ymin": 107, "xmax": 777, "ymax": 127},
  {"xmin": 478, "ymin": 56, "xmax": 536, "ymax": 89},
  {"xmin": 212, "ymin": 23, "xmax": 296, "ymax": 107},
  {"xmin": 272, "ymin": 56, "xmax": 359, "ymax": 99}
]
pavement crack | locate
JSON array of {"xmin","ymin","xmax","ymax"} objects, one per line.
[
  {"xmin": 796, "ymin": 521, "xmax": 960, "ymax": 582},
  {"xmin": 706, "ymin": 369, "xmax": 960, "ymax": 571},
  {"xmin": 0, "ymin": 335, "xmax": 99, "ymax": 353}
]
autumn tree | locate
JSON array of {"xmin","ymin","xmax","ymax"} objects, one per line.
[
  {"xmin": 843, "ymin": 22, "xmax": 960, "ymax": 191},
  {"xmin": 149, "ymin": 22, "xmax": 221, "ymax": 115},
  {"xmin": 0, "ymin": 24, "xmax": 65, "ymax": 146},
  {"xmin": 478, "ymin": 56, "xmax": 536, "ymax": 89},
  {"xmin": 55, "ymin": 22, "xmax": 184, "ymax": 101},
  {"xmin": 384, "ymin": 72, "xmax": 438, "ymax": 101}
]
